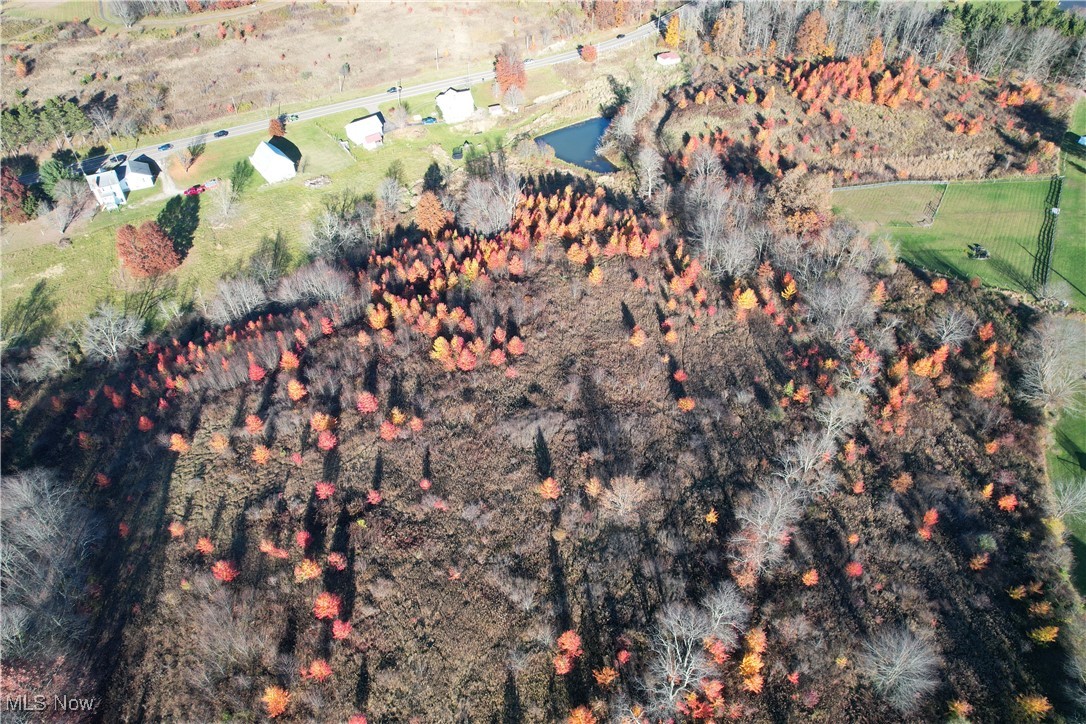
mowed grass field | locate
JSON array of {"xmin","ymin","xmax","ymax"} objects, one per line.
[
  {"xmin": 1050, "ymin": 99, "xmax": 1086, "ymax": 591},
  {"xmin": 834, "ymin": 178, "xmax": 1085, "ymax": 310}
]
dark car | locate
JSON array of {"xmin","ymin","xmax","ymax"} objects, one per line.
[
  {"xmin": 100, "ymin": 154, "xmax": 126, "ymax": 171},
  {"xmin": 422, "ymin": 116, "xmax": 437, "ymax": 125},
  {"xmin": 616, "ymin": 33, "xmax": 626, "ymax": 38},
  {"xmin": 183, "ymin": 184, "xmax": 207, "ymax": 196},
  {"xmin": 213, "ymin": 130, "xmax": 229, "ymax": 138},
  {"xmin": 158, "ymin": 143, "xmax": 173, "ymax": 152},
  {"xmin": 387, "ymin": 86, "xmax": 399, "ymax": 93}
]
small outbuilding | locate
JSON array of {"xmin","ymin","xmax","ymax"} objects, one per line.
[
  {"xmin": 656, "ymin": 51, "xmax": 681, "ymax": 66},
  {"xmin": 122, "ymin": 157, "xmax": 157, "ymax": 191},
  {"xmin": 249, "ymin": 141, "xmax": 297, "ymax": 184},
  {"xmin": 86, "ymin": 169, "xmax": 127, "ymax": 210},
  {"xmin": 345, "ymin": 113, "xmax": 384, "ymax": 150},
  {"xmin": 488, "ymin": 104, "xmax": 504, "ymax": 117},
  {"xmin": 436, "ymin": 88, "xmax": 476, "ymax": 124}
]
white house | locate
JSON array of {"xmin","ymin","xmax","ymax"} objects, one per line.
[
  {"xmin": 249, "ymin": 141, "xmax": 296, "ymax": 184},
  {"xmin": 345, "ymin": 114, "xmax": 384, "ymax": 150},
  {"xmin": 656, "ymin": 51, "xmax": 681, "ymax": 67},
  {"xmin": 436, "ymin": 88, "xmax": 475, "ymax": 124},
  {"xmin": 86, "ymin": 169, "xmax": 127, "ymax": 210},
  {"xmin": 123, "ymin": 157, "xmax": 157, "ymax": 191}
]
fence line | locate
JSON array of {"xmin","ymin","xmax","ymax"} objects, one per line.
[
  {"xmin": 1034, "ymin": 174, "xmax": 1064, "ymax": 287},
  {"xmin": 832, "ymin": 175, "xmax": 1050, "ymax": 192}
]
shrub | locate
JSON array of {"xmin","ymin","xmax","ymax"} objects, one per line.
[{"xmin": 859, "ymin": 628, "xmax": 940, "ymax": 712}]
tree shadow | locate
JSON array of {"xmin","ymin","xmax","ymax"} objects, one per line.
[
  {"xmin": 1, "ymin": 280, "xmax": 58, "ymax": 348},
  {"xmin": 533, "ymin": 428, "xmax": 553, "ymax": 480},
  {"xmin": 156, "ymin": 194, "xmax": 200, "ymax": 257}
]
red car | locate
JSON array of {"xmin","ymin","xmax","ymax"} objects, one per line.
[{"xmin": 183, "ymin": 184, "xmax": 206, "ymax": 196}]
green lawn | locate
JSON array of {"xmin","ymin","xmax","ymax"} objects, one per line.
[
  {"xmin": 834, "ymin": 178, "xmax": 1085, "ymax": 310},
  {"xmin": 1049, "ymin": 99, "xmax": 1086, "ymax": 592}
]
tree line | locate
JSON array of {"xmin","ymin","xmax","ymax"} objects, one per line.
[{"xmin": 683, "ymin": 0, "xmax": 1085, "ymax": 83}]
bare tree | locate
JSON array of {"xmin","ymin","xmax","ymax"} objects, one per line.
[
  {"xmin": 860, "ymin": 628, "xmax": 940, "ymax": 712},
  {"xmin": 643, "ymin": 603, "xmax": 714, "ymax": 716},
  {"xmin": 51, "ymin": 179, "xmax": 91, "ymax": 233},
  {"xmin": 635, "ymin": 145, "xmax": 664, "ymax": 201},
  {"xmin": 207, "ymin": 180, "xmax": 238, "ymax": 227},
  {"xmin": 306, "ymin": 198, "xmax": 377, "ymax": 262},
  {"xmin": 80, "ymin": 304, "xmax": 143, "ymax": 361},
  {"xmin": 0, "ymin": 468, "xmax": 99, "ymax": 659},
  {"xmin": 729, "ymin": 479, "xmax": 803, "ymax": 578},
  {"xmin": 174, "ymin": 136, "xmax": 207, "ymax": 173},
  {"xmin": 1051, "ymin": 478, "xmax": 1086, "ymax": 523},
  {"xmin": 273, "ymin": 260, "xmax": 353, "ymax": 305},
  {"xmin": 459, "ymin": 168, "xmax": 522, "ymax": 235},
  {"xmin": 206, "ymin": 277, "xmax": 267, "ymax": 325},
  {"xmin": 1017, "ymin": 316, "xmax": 1086, "ymax": 415},
  {"xmin": 18, "ymin": 336, "xmax": 73, "ymax": 382},
  {"xmin": 1024, "ymin": 27, "xmax": 1072, "ymax": 82},
  {"xmin": 87, "ymin": 104, "xmax": 116, "ymax": 141},
  {"xmin": 804, "ymin": 269, "xmax": 875, "ymax": 341},
  {"xmin": 107, "ymin": 0, "xmax": 143, "ymax": 27},
  {"xmin": 377, "ymin": 177, "xmax": 404, "ymax": 214},
  {"xmin": 930, "ymin": 307, "xmax": 975, "ymax": 348},
  {"xmin": 600, "ymin": 476, "xmax": 652, "ymax": 527},
  {"xmin": 701, "ymin": 582, "xmax": 750, "ymax": 651},
  {"xmin": 815, "ymin": 390, "xmax": 867, "ymax": 440}
]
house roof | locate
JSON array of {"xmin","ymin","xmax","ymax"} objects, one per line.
[
  {"xmin": 88, "ymin": 170, "xmax": 121, "ymax": 188},
  {"xmin": 436, "ymin": 88, "xmax": 475, "ymax": 119},
  {"xmin": 126, "ymin": 159, "xmax": 155, "ymax": 177},
  {"xmin": 345, "ymin": 114, "xmax": 384, "ymax": 143},
  {"xmin": 250, "ymin": 141, "xmax": 294, "ymax": 169}
]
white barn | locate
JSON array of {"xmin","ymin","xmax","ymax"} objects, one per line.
[
  {"xmin": 656, "ymin": 51, "xmax": 681, "ymax": 66},
  {"xmin": 436, "ymin": 88, "xmax": 475, "ymax": 124},
  {"xmin": 86, "ymin": 169, "xmax": 127, "ymax": 210},
  {"xmin": 345, "ymin": 114, "xmax": 384, "ymax": 150},
  {"xmin": 249, "ymin": 141, "xmax": 296, "ymax": 184},
  {"xmin": 123, "ymin": 158, "xmax": 157, "ymax": 191}
]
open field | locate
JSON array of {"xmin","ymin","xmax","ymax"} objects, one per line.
[{"xmin": 834, "ymin": 178, "xmax": 1086, "ymax": 309}]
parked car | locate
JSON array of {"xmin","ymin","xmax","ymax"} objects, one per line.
[
  {"xmin": 213, "ymin": 129, "xmax": 229, "ymax": 138},
  {"xmin": 422, "ymin": 116, "xmax": 438, "ymax": 125},
  {"xmin": 158, "ymin": 143, "xmax": 173, "ymax": 152},
  {"xmin": 100, "ymin": 154, "xmax": 126, "ymax": 171},
  {"xmin": 183, "ymin": 184, "xmax": 207, "ymax": 196}
]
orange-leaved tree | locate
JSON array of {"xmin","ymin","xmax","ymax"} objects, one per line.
[
  {"xmin": 116, "ymin": 221, "xmax": 181, "ymax": 277},
  {"xmin": 580, "ymin": 44, "xmax": 598, "ymax": 63},
  {"xmin": 415, "ymin": 191, "xmax": 449, "ymax": 238}
]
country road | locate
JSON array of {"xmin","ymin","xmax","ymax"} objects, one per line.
[{"xmin": 17, "ymin": 7, "xmax": 676, "ymax": 187}]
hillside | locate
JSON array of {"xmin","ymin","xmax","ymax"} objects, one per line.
[{"xmin": 3, "ymin": 174, "xmax": 1084, "ymax": 722}]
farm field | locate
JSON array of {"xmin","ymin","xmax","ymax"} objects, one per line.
[{"xmin": 834, "ymin": 178, "xmax": 1086, "ymax": 309}]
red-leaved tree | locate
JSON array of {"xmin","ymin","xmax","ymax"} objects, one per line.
[
  {"xmin": 1, "ymin": 166, "xmax": 31, "ymax": 224},
  {"xmin": 116, "ymin": 221, "xmax": 181, "ymax": 277},
  {"xmin": 580, "ymin": 45, "xmax": 598, "ymax": 63}
]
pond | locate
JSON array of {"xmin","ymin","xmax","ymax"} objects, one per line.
[{"xmin": 535, "ymin": 117, "xmax": 617, "ymax": 173}]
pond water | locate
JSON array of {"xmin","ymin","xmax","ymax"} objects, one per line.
[{"xmin": 535, "ymin": 117, "xmax": 617, "ymax": 173}]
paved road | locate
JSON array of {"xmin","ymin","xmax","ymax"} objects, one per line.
[{"xmin": 18, "ymin": 8, "xmax": 674, "ymax": 186}]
